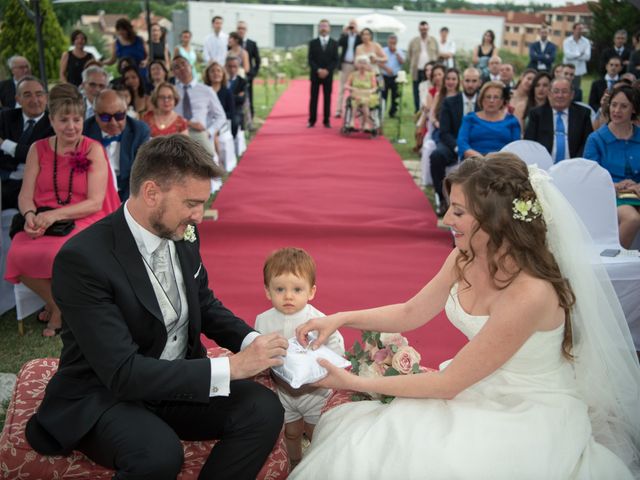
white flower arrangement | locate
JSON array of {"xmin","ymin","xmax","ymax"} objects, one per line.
[
  {"xmin": 183, "ymin": 225, "xmax": 197, "ymax": 243},
  {"xmin": 512, "ymin": 198, "xmax": 542, "ymax": 222}
]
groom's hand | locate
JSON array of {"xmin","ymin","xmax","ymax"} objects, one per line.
[{"xmin": 229, "ymin": 333, "xmax": 288, "ymax": 380}]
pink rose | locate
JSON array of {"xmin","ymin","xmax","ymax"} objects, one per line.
[
  {"xmin": 364, "ymin": 341, "xmax": 379, "ymax": 359},
  {"xmin": 391, "ymin": 346, "xmax": 421, "ymax": 374},
  {"xmin": 379, "ymin": 333, "xmax": 409, "ymax": 349},
  {"xmin": 373, "ymin": 347, "xmax": 392, "ymax": 365}
]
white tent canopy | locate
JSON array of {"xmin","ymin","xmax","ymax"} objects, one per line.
[{"xmin": 354, "ymin": 13, "xmax": 406, "ymax": 33}]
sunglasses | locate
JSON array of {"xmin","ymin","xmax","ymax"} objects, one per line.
[{"xmin": 97, "ymin": 112, "xmax": 127, "ymax": 122}]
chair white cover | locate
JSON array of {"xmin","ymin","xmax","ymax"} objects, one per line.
[
  {"xmin": 0, "ymin": 209, "xmax": 17, "ymax": 314},
  {"xmin": 235, "ymin": 128, "xmax": 247, "ymax": 158},
  {"xmin": 14, "ymin": 282, "xmax": 44, "ymax": 320},
  {"xmin": 218, "ymin": 121, "xmax": 238, "ymax": 173},
  {"xmin": 549, "ymin": 158, "xmax": 640, "ymax": 349},
  {"xmin": 501, "ymin": 140, "xmax": 554, "ymax": 171},
  {"xmin": 420, "ymin": 142, "xmax": 460, "ymax": 187}
]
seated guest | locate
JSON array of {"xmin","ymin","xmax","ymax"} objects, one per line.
[
  {"xmin": 457, "ymin": 81, "xmax": 521, "ymax": 159},
  {"xmin": 584, "ymin": 85, "xmax": 640, "ymax": 248},
  {"xmin": 524, "ymin": 77, "xmax": 592, "ymax": 162},
  {"xmin": 429, "ymin": 67, "xmax": 482, "ymax": 216},
  {"xmin": 121, "ymin": 66, "xmax": 149, "ymax": 116},
  {"xmin": 483, "ymin": 55, "xmax": 502, "ymax": 83},
  {"xmin": 84, "ymin": 89, "xmax": 150, "ymax": 200},
  {"xmin": 521, "ymin": 71, "xmax": 552, "ymax": 125},
  {"xmin": 589, "ymin": 55, "xmax": 622, "ymax": 112},
  {"xmin": 80, "ymin": 66, "xmax": 108, "ymax": 120},
  {"xmin": 416, "ymin": 64, "xmax": 445, "ymax": 150},
  {"xmin": 59, "ymin": 30, "xmax": 95, "ymax": 87},
  {"xmin": 591, "ymin": 79, "xmax": 632, "ymax": 131},
  {"xmin": 562, "ymin": 63, "xmax": 583, "ymax": 103},
  {"xmin": 226, "ymin": 56, "xmax": 248, "ymax": 137},
  {"xmin": 4, "ymin": 83, "xmax": 120, "ymax": 336},
  {"xmin": 0, "ymin": 76, "xmax": 54, "ymax": 210},
  {"xmin": 418, "ymin": 61, "xmax": 436, "ymax": 109},
  {"xmin": 142, "ymin": 82, "xmax": 188, "ymax": 137},
  {"xmin": 148, "ymin": 59, "xmax": 170, "ymax": 91},
  {"xmin": 171, "ymin": 55, "xmax": 226, "ymax": 159},
  {"xmin": 499, "ymin": 62, "xmax": 516, "ymax": 89},
  {"xmin": 0, "ymin": 56, "xmax": 31, "ymax": 110},
  {"xmin": 112, "ymin": 83, "xmax": 139, "ymax": 119},
  {"xmin": 204, "ymin": 61, "xmax": 234, "ymax": 122},
  {"xmin": 429, "ymin": 67, "xmax": 460, "ymax": 138},
  {"xmin": 552, "ymin": 63, "xmax": 564, "ymax": 80},
  {"xmin": 511, "ymin": 68, "xmax": 537, "ymax": 127}
]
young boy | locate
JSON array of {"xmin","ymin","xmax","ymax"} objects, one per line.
[{"xmin": 255, "ymin": 247, "xmax": 344, "ymax": 470}]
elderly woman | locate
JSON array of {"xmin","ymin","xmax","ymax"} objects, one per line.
[
  {"xmin": 345, "ymin": 55, "xmax": 379, "ymax": 132},
  {"xmin": 584, "ymin": 85, "xmax": 640, "ymax": 248},
  {"xmin": 457, "ymin": 81, "xmax": 521, "ymax": 159},
  {"xmin": 59, "ymin": 30, "xmax": 95, "ymax": 86},
  {"xmin": 142, "ymin": 82, "xmax": 188, "ymax": 137},
  {"xmin": 4, "ymin": 84, "xmax": 120, "ymax": 336}
]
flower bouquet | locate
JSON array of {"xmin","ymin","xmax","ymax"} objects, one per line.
[{"xmin": 345, "ymin": 331, "xmax": 422, "ymax": 404}]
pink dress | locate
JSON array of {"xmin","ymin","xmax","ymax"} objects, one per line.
[{"xmin": 5, "ymin": 136, "xmax": 121, "ymax": 283}]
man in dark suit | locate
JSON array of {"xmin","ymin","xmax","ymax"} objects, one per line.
[
  {"xmin": 527, "ymin": 25, "xmax": 557, "ymax": 72},
  {"xmin": 0, "ymin": 56, "xmax": 31, "ymax": 110},
  {"xmin": 84, "ymin": 89, "xmax": 150, "ymax": 201},
  {"xmin": 335, "ymin": 19, "xmax": 362, "ymax": 118},
  {"xmin": 600, "ymin": 29, "xmax": 631, "ymax": 74},
  {"xmin": 589, "ymin": 55, "xmax": 622, "ymax": 112},
  {"xmin": 307, "ymin": 19, "xmax": 339, "ymax": 128},
  {"xmin": 430, "ymin": 67, "xmax": 482, "ymax": 216},
  {"xmin": 524, "ymin": 77, "xmax": 593, "ymax": 162},
  {"xmin": 0, "ymin": 76, "xmax": 53, "ymax": 209},
  {"xmin": 236, "ymin": 21, "xmax": 260, "ymax": 118},
  {"xmin": 25, "ymin": 135, "xmax": 287, "ymax": 480},
  {"xmin": 226, "ymin": 55, "xmax": 248, "ymax": 137}
]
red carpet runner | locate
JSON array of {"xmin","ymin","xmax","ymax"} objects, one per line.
[{"xmin": 199, "ymin": 79, "xmax": 466, "ymax": 368}]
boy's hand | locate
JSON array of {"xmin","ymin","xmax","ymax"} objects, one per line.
[{"xmin": 229, "ymin": 333, "xmax": 288, "ymax": 380}]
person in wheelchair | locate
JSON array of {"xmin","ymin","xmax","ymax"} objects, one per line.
[{"xmin": 343, "ymin": 55, "xmax": 380, "ymax": 133}]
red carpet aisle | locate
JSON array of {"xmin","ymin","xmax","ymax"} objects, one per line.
[{"xmin": 199, "ymin": 80, "xmax": 467, "ymax": 367}]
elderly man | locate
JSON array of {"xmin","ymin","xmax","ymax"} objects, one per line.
[
  {"xmin": 25, "ymin": 135, "xmax": 286, "ymax": 480},
  {"xmin": 84, "ymin": 89, "xmax": 150, "ymax": 200},
  {"xmin": 563, "ymin": 22, "xmax": 591, "ymax": 91},
  {"xmin": 80, "ymin": 66, "xmax": 108, "ymax": 120},
  {"xmin": 0, "ymin": 76, "xmax": 53, "ymax": 209},
  {"xmin": 0, "ymin": 56, "xmax": 31, "ymax": 109},
  {"xmin": 236, "ymin": 21, "xmax": 260, "ymax": 117},
  {"xmin": 381, "ymin": 34, "xmax": 405, "ymax": 118},
  {"xmin": 528, "ymin": 25, "xmax": 557, "ymax": 72},
  {"xmin": 499, "ymin": 62, "xmax": 515, "ymax": 88},
  {"xmin": 601, "ymin": 29, "xmax": 631, "ymax": 74},
  {"xmin": 171, "ymin": 55, "xmax": 226, "ymax": 158},
  {"xmin": 524, "ymin": 77, "xmax": 593, "ymax": 162},
  {"xmin": 335, "ymin": 19, "xmax": 361, "ymax": 118},
  {"xmin": 483, "ymin": 55, "xmax": 502, "ymax": 83},
  {"xmin": 203, "ymin": 16, "xmax": 228, "ymax": 65},
  {"xmin": 408, "ymin": 21, "xmax": 439, "ymax": 112}
]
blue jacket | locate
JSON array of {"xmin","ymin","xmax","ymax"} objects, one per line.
[
  {"xmin": 527, "ymin": 40, "xmax": 557, "ymax": 72},
  {"xmin": 457, "ymin": 112, "xmax": 521, "ymax": 159},
  {"xmin": 83, "ymin": 116, "xmax": 150, "ymax": 200},
  {"xmin": 583, "ymin": 125, "xmax": 640, "ymax": 183}
]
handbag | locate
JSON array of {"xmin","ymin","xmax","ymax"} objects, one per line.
[{"xmin": 9, "ymin": 206, "xmax": 75, "ymax": 239}]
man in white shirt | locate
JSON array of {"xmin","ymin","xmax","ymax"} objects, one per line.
[
  {"xmin": 171, "ymin": 55, "xmax": 226, "ymax": 159},
  {"xmin": 563, "ymin": 22, "xmax": 591, "ymax": 90},
  {"xmin": 203, "ymin": 16, "xmax": 229, "ymax": 65},
  {"xmin": 25, "ymin": 135, "xmax": 287, "ymax": 479},
  {"xmin": 437, "ymin": 27, "xmax": 456, "ymax": 69},
  {"xmin": 80, "ymin": 66, "xmax": 108, "ymax": 120}
]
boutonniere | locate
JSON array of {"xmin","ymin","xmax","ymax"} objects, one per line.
[{"xmin": 183, "ymin": 224, "xmax": 196, "ymax": 243}]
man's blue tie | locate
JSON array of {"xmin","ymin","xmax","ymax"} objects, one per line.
[
  {"xmin": 555, "ymin": 111, "xmax": 566, "ymax": 163},
  {"xmin": 607, "ymin": 79, "xmax": 614, "ymax": 90},
  {"xmin": 101, "ymin": 134, "xmax": 122, "ymax": 147}
]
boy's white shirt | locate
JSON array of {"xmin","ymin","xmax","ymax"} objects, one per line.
[{"xmin": 255, "ymin": 304, "xmax": 345, "ymax": 356}]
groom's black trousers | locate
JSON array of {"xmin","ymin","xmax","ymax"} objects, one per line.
[{"xmin": 76, "ymin": 380, "xmax": 284, "ymax": 480}]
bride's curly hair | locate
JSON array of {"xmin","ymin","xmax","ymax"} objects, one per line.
[{"xmin": 444, "ymin": 153, "xmax": 576, "ymax": 358}]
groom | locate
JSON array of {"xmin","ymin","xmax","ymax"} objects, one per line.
[{"xmin": 25, "ymin": 135, "xmax": 287, "ymax": 480}]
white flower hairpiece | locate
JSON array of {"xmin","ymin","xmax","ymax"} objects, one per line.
[
  {"xmin": 183, "ymin": 225, "xmax": 196, "ymax": 243},
  {"xmin": 512, "ymin": 198, "xmax": 542, "ymax": 222}
]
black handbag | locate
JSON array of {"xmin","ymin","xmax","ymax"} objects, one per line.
[{"xmin": 9, "ymin": 206, "xmax": 75, "ymax": 239}]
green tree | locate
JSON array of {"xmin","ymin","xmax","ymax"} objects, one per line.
[{"xmin": 0, "ymin": 0, "xmax": 67, "ymax": 81}]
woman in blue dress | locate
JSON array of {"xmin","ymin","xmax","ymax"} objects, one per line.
[
  {"xmin": 102, "ymin": 18, "xmax": 148, "ymax": 78},
  {"xmin": 457, "ymin": 81, "xmax": 521, "ymax": 159},
  {"xmin": 584, "ymin": 85, "xmax": 640, "ymax": 248}
]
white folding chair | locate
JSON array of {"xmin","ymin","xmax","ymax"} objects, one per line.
[
  {"xmin": 500, "ymin": 140, "xmax": 553, "ymax": 171},
  {"xmin": 234, "ymin": 128, "xmax": 247, "ymax": 158},
  {"xmin": 549, "ymin": 158, "xmax": 640, "ymax": 349},
  {"xmin": 0, "ymin": 208, "xmax": 17, "ymax": 315},
  {"xmin": 420, "ymin": 142, "xmax": 460, "ymax": 187}
]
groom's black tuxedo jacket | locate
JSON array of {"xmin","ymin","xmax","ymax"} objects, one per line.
[{"xmin": 26, "ymin": 205, "xmax": 254, "ymax": 455}]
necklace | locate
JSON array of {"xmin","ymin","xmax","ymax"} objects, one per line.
[{"xmin": 53, "ymin": 137, "xmax": 79, "ymax": 205}]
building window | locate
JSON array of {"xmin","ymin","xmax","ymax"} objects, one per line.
[
  {"xmin": 526, "ymin": 27, "xmax": 534, "ymax": 34},
  {"xmin": 567, "ymin": 15, "xmax": 575, "ymax": 22},
  {"xmin": 511, "ymin": 40, "xmax": 518, "ymax": 46},
  {"xmin": 556, "ymin": 15, "xmax": 564, "ymax": 21},
  {"xmin": 513, "ymin": 26, "xmax": 520, "ymax": 33},
  {"xmin": 504, "ymin": 39, "xmax": 509, "ymax": 45},
  {"xmin": 554, "ymin": 30, "xmax": 562, "ymax": 37},
  {"xmin": 505, "ymin": 26, "xmax": 511, "ymax": 32},
  {"xmin": 274, "ymin": 24, "xmax": 314, "ymax": 48}
]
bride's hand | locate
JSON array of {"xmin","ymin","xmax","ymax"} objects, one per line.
[
  {"xmin": 296, "ymin": 314, "xmax": 342, "ymax": 349},
  {"xmin": 312, "ymin": 358, "xmax": 356, "ymax": 391}
]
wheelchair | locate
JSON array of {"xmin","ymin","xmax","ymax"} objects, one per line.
[{"xmin": 340, "ymin": 86, "xmax": 385, "ymax": 138}]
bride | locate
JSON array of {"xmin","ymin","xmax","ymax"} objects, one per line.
[{"xmin": 292, "ymin": 153, "xmax": 640, "ymax": 479}]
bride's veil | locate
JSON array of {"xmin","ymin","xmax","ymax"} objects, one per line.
[{"xmin": 528, "ymin": 165, "xmax": 640, "ymax": 475}]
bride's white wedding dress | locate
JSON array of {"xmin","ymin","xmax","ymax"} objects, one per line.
[{"xmin": 290, "ymin": 284, "xmax": 633, "ymax": 480}]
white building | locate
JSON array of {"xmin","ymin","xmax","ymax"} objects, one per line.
[{"xmin": 187, "ymin": 2, "xmax": 504, "ymax": 52}]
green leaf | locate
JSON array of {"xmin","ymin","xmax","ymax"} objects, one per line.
[
  {"xmin": 352, "ymin": 341, "xmax": 362, "ymax": 355},
  {"xmin": 411, "ymin": 363, "xmax": 421, "ymax": 374},
  {"xmin": 380, "ymin": 395, "xmax": 395, "ymax": 404},
  {"xmin": 384, "ymin": 367, "xmax": 400, "ymax": 376},
  {"xmin": 390, "ymin": 344, "xmax": 398, "ymax": 353}
]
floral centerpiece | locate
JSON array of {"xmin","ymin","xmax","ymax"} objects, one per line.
[{"xmin": 345, "ymin": 331, "xmax": 422, "ymax": 404}]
